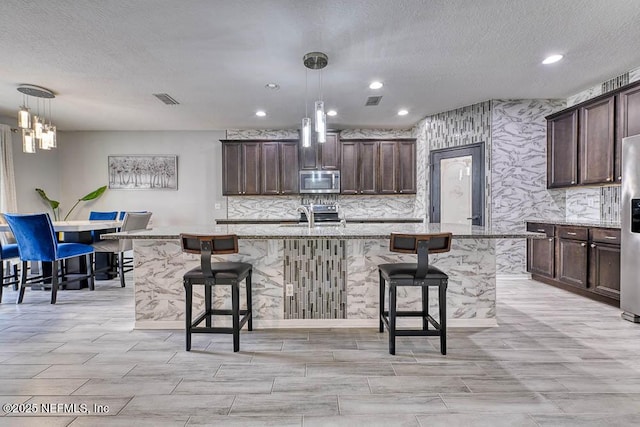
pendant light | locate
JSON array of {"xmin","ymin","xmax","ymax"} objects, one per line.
[
  {"xmin": 302, "ymin": 52, "xmax": 328, "ymax": 146},
  {"xmin": 16, "ymin": 84, "xmax": 57, "ymax": 153},
  {"xmin": 301, "ymin": 64, "xmax": 311, "ymax": 148}
]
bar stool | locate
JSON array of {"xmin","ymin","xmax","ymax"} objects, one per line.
[
  {"xmin": 378, "ymin": 232, "xmax": 452, "ymax": 355},
  {"xmin": 180, "ymin": 234, "xmax": 253, "ymax": 352}
]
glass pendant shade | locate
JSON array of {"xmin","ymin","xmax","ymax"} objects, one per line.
[
  {"xmin": 48, "ymin": 126, "xmax": 57, "ymax": 148},
  {"xmin": 301, "ymin": 117, "xmax": 311, "ymax": 148},
  {"xmin": 315, "ymin": 101, "xmax": 326, "ymax": 143},
  {"xmin": 39, "ymin": 125, "xmax": 51, "ymax": 149},
  {"xmin": 22, "ymin": 129, "xmax": 36, "ymax": 153},
  {"xmin": 18, "ymin": 107, "xmax": 31, "ymax": 129},
  {"xmin": 33, "ymin": 115, "xmax": 43, "ymax": 139}
]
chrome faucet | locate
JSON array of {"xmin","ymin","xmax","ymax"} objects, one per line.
[{"xmin": 297, "ymin": 204, "xmax": 315, "ymax": 228}]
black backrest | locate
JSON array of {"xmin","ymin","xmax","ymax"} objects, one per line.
[
  {"xmin": 389, "ymin": 233, "xmax": 452, "ymax": 254},
  {"xmin": 180, "ymin": 234, "xmax": 239, "ymax": 276}
]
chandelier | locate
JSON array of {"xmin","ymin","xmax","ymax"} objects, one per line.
[
  {"xmin": 17, "ymin": 84, "xmax": 57, "ymax": 153},
  {"xmin": 301, "ymin": 52, "xmax": 328, "ymax": 148}
]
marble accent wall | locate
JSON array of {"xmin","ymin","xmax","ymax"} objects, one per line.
[
  {"xmin": 418, "ymin": 101, "xmax": 492, "ymax": 224},
  {"xmin": 133, "ymin": 239, "xmax": 284, "ymax": 326},
  {"xmin": 565, "ymin": 188, "xmax": 601, "ymax": 221},
  {"xmin": 283, "ymin": 239, "xmax": 347, "ymax": 319},
  {"xmin": 491, "ymin": 99, "xmax": 566, "ymax": 274},
  {"xmin": 225, "ymin": 129, "xmax": 298, "ymax": 140},
  {"xmin": 227, "ymin": 196, "xmax": 301, "ymax": 219},
  {"xmin": 630, "ymin": 65, "xmax": 640, "ymax": 83},
  {"xmin": 346, "ymin": 239, "xmax": 496, "ymax": 321},
  {"xmin": 339, "ymin": 129, "xmax": 415, "ymax": 139}
]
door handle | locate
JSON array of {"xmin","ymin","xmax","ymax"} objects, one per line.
[{"xmin": 466, "ymin": 215, "xmax": 480, "ymax": 220}]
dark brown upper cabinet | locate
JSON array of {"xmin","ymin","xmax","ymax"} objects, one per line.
[
  {"xmin": 340, "ymin": 141, "xmax": 377, "ymax": 194},
  {"xmin": 547, "ymin": 109, "xmax": 578, "ymax": 188},
  {"xmin": 546, "ymin": 79, "xmax": 640, "ymax": 188},
  {"xmin": 579, "ymin": 97, "xmax": 615, "ymax": 185},
  {"xmin": 616, "ymin": 84, "xmax": 640, "ymax": 182},
  {"xmin": 299, "ymin": 131, "xmax": 340, "ymax": 170},
  {"xmin": 222, "ymin": 140, "xmax": 298, "ymax": 196},
  {"xmin": 222, "ymin": 142, "xmax": 261, "ymax": 196},
  {"xmin": 378, "ymin": 140, "xmax": 416, "ymax": 194}
]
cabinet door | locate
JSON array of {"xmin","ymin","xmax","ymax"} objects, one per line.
[
  {"xmin": 222, "ymin": 143, "xmax": 242, "ymax": 195},
  {"xmin": 340, "ymin": 142, "xmax": 359, "ymax": 194},
  {"xmin": 242, "ymin": 143, "xmax": 261, "ymax": 195},
  {"xmin": 579, "ymin": 97, "xmax": 615, "ymax": 185},
  {"xmin": 319, "ymin": 132, "xmax": 340, "ymax": 169},
  {"xmin": 547, "ymin": 110, "xmax": 578, "ymax": 188},
  {"xmin": 261, "ymin": 142, "xmax": 280, "ymax": 195},
  {"xmin": 527, "ymin": 237, "xmax": 555, "ymax": 278},
  {"xmin": 359, "ymin": 142, "xmax": 378, "ymax": 194},
  {"xmin": 398, "ymin": 141, "xmax": 416, "ymax": 194},
  {"xmin": 378, "ymin": 141, "xmax": 397, "ymax": 194},
  {"xmin": 300, "ymin": 144, "xmax": 318, "ymax": 170},
  {"xmin": 279, "ymin": 142, "xmax": 299, "ymax": 194},
  {"xmin": 589, "ymin": 243, "xmax": 621, "ymax": 299},
  {"xmin": 616, "ymin": 85, "xmax": 640, "ymax": 182},
  {"xmin": 557, "ymin": 238, "xmax": 588, "ymax": 288}
]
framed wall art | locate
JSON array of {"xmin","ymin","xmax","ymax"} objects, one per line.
[{"xmin": 108, "ymin": 155, "xmax": 178, "ymax": 190}]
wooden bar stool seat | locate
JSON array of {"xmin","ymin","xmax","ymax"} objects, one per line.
[
  {"xmin": 180, "ymin": 234, "xmax": 253, "ymax": 352},
  {"xmin": 378, "ymin": 232, "xmax": 452, "ymax": 355}
]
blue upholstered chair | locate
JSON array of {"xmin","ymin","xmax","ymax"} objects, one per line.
[
  {"xmin": 88, "ymin": 211, "xmax": 118, "ymax": 242},
  {"xmin": 92, "ymin": 212, "xmax": 152, "ymax": 288},
  {"xmin": 0, "ymin": 240, "xmax": 20, "ymax": 303},
  {"xmin": 3, "ymin": 213, "xmax": 95, "ymax": 304}
]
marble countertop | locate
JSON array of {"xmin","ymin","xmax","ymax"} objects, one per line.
[
  {"xmin": 102, "ymin": 222, "xmax": 544, "ymax": 240},
  {"xmin": 526, "ymin": 219, "xmax": 621, "ymax": 229},
  {"xmin": 215, "ymin": 217, "xmax": 424, "ymax": 224}
]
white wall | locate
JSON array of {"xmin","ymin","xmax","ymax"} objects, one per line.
[{"xmin": 56, "ymin": 131, "xmax": 226, "ymax": 226}]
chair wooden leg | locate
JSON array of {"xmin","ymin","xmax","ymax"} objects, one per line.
[
  {"xmin": 439, "ymin": 280, "xmax": 447, "ymax": 355},
  {"xmin": 232, "ymin": 281, "xmax": 240, "ymax": 352},
  {"xmin": 379, "ymin": 271, "xmax": 386, "ymax": 333},
  {"xmin": 50, "ymin": 261, "xmax": 59, "ymax": 304},
  {"xmin": 0, "ymin": 261, "xmax": 4, "ymax": 303},
  {"xmin": 16, "ymin": 261, "xmax": 27, "ymax": 304},
  {"xmin": 388, "ymin": 284, "xmax": 396, "ymax": 355},
  {"xmin": 12, "ymin": 264, "xmax": 19, "ymax": 290},
  {"xmin": 422, "ymin": 285, "xmax": 429, "ymax": 331},
  {"xmin": 184, "ymin": 281, "xmax": 192, "ymax": 351},
  {"xmin": 87, "ymin": 254, "xmax": 95, "ymax": 291},
  {"xmin": 246, "ymin": 271, "xmax": 253, "ymax": 331},
  {"xmin": 205, "ymin": 283, "xmax": 212, "ymax": 328},
  {"xmin": 119, "ymin": 252, "xmax": 126, "ymax": 288}
]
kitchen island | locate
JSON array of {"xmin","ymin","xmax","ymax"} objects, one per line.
[{"xmin": 103, "ymin": 223, "xmax": 542, "ymax": 329}]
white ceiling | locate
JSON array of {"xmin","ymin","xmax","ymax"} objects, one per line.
[{"xmin": 1, "ymin": 0, "xmax": 640, "ymax": 132}]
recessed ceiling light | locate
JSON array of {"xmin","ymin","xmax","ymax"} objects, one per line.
[
  {"xmin": 397, "ymin": 109, "xmax": 409, "ymax": 116},
  {"xmin": 265, "ymin": 83, "xmax": 280, "ymax": 90},
  {"xmin": 369, "ymin": 81, "xmax": 383, "ymax": 90},
  {"xmin": 255, "ymin": 110, "xmax": 266, "ymax": 117},
  {"xmin": 542, "ymin": 54, "xmax": 563, "ymax": 65},
  {"xmin": 327, "ymin": 110, "xmax": 337, "ymax": 117}
]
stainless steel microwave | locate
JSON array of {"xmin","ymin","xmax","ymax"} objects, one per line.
[{"xmin": 299, "ymin": 170, "xmax": 340, "ymax": 194}]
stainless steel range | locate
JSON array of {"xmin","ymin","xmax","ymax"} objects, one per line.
[{"xmin": 298, "ymin": 204, "xmax": 340, "ymax": 223}]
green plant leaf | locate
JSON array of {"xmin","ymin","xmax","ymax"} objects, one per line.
[
  {"xmin": 35, "ymin": 188, "xmax": 60, "ymax": 209},
  {"xmin": 79, "ymin": 185, "xmax": 107, "ymax": 201}
]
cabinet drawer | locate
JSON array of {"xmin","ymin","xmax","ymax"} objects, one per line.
[
  {"xmin": 591, "ymin": 228, "xmax": 621, "ymax": 245},
  {"xmin": 526, "ymin": 223, "xmax": 555, "ymax": 237},
  {"xmin": 557, "ymin": 226, "xmax": 588, "ymax": 241}
]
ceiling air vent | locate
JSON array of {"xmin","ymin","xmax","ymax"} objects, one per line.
[
  {"xmin": 365, "ymin": 96, "xmax": 382, "ymax": 106},
  {"xmin": 153, "ymin": 93, "xmax": 180, "ymax": 105}
]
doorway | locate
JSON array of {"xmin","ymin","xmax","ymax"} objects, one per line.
[{"xmin": 430, "ymin": 142, "xmax": 485, "ymax": 226}]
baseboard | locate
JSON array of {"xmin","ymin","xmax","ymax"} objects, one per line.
[{"xmin": 135, "ymin": 318, "xmax": 498, "ymax": 330}]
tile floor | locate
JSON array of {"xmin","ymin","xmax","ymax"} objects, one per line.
[{"xmin": 1, "ymin": 276, "xmax": 640, "ymax": 426}]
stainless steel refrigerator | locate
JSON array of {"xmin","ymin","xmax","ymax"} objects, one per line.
[{"xmin": 621, "ymin": 134, "xmax": 640, "ymax": 322}]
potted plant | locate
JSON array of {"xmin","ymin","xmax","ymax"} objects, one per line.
[{"xmin": 35, "ymin": 186, "xmax": 107, "ymax": 220}]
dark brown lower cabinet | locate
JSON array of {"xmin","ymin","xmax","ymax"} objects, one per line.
[
  {"xmin": 557, "ymin": 237, "xmax": 588, "ymax": 288},
  {"xmin": 526, "ymin": 222, "xmax": 620, "ymax": 307}
]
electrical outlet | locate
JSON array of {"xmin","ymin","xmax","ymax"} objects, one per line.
[
  {"xmin": 214, "ymin": 203, "xmax": 221, "ymax": 210},
  {"xmin": 285, "ymin": 283, "xmax": 294, "ymax": 296}
]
